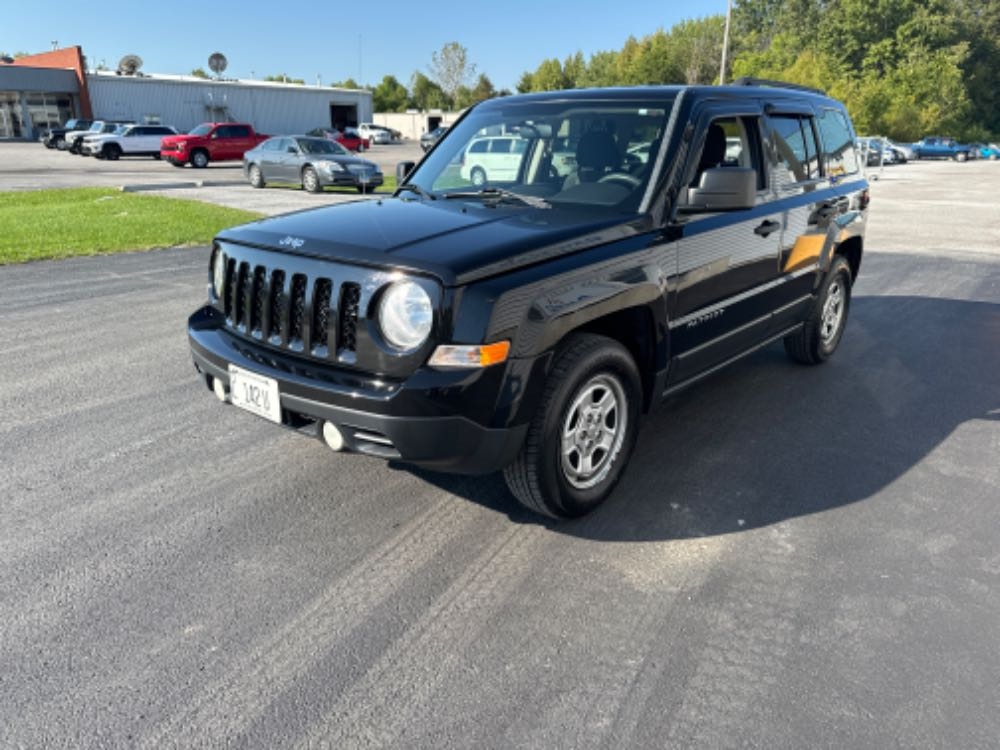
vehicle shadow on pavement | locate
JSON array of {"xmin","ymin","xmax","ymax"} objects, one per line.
[{"xmin": 409, "ymin": 295, "xmax": 1000, "ymax": 540}]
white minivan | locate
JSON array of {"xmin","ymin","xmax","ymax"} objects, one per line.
[{"xmin": 459, "ymin": 136, "xmax": 528, "ymax": 185}]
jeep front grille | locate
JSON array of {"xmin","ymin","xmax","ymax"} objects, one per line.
[{"xmin": 219, "ymin": 250, "xmax": 361, "ymax": 360}]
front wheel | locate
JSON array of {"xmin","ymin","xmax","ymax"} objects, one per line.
[
  {"xmin": 104, "ymin": 144, "xmax": 121, "ymax": 161},
  {"xmin": 302, "ymin": 166, "xmax": 321, "ymax": 193},
  {"xmin": 503, "ymin": 334, "xmax": 641, "ymax": 519},
  {"xmin": 248, "ymin": 163, "xmax": 265, "ymax": 188},
  {"xmin": 190, "ymin": 150, "xmax": 209, "ymax": 168},
  {"xmin": 784, "ymin": 255, "xmax": 852, "ymax": 364}
]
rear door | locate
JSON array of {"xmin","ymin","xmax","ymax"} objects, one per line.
[{"xmin": 762, "ymin": 104, "xmax": 860, "ymax": 333}]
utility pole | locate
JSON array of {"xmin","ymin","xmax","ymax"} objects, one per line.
[{"xmin": 719, "ymin": 0, "xmax": 732, "ymax": 84}]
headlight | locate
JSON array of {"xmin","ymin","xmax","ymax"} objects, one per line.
[
  {"xmin": 378, "ymin": 281, "xmax": 432, "ymax": 350},
  {"xmin": 320, "ymin": 160, "xmax": 344, "ymax": 173},
  {"xmin": 212, "ymin": 248, "xmax": 226, "ymax": 299}
]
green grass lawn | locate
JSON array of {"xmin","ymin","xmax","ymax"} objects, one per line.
[{"xmin": 0, "ymin": 188, "xmax": 262, "ymax": 265}]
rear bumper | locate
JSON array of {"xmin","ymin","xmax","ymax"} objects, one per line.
[{"xmin": 188, "ymin": 306, "xmax": 531, "ymax": 474}]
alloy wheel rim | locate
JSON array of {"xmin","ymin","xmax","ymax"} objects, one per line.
[
  {"xmin": 560, "ymin": 374, "xmax": 627, "ymax": 490},
  {"xmin": 820, "ymin": 280, "xmax": 845, "ymax": 344}
]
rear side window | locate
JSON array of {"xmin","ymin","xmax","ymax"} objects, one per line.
[
  {"xmin": 768, "ymin": 114, "xmax": 821, "ymax": 184},
  {"xmin": 816, "ymin": 108, "xmax": 859, "ymax": 177}
]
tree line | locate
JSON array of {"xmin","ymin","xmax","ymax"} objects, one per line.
[
  {"xmin": 511, "ymin": 0, "xmax": 998, "ymax": 141},
  {"xmin": 360, "ymin": 0, "xmax": 998, "ymax": 141}
]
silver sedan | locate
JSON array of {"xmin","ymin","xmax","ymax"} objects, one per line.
[{"xmin": 243, "ymin": 136, "xmax": 384, "ymax": 194}]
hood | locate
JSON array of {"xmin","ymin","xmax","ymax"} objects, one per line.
[{"xmin": 216, "ymin": 197, "xmax": 645, "ymax": 286}]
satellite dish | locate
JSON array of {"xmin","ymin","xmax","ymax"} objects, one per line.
[
  {"xmin": 117, "ymin": 54, "xmax": 143, "ymax": 76},
  {"xmin": 208, "ymin": 53, "xmax": 228, "ymax": 76}
]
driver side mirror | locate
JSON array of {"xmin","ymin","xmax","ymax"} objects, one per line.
[{"xmin": 680, "ymin": 167, "xmax": 757, "ymax": 212}]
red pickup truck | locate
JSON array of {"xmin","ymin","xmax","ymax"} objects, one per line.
[{"xmin": 161, "ymin": 122, "xmax": 269, "ymax": 168}]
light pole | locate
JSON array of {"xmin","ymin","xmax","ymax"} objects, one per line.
[{"xmin": 719, "ymin": 0, "xmax": 732, "ymax": 84}]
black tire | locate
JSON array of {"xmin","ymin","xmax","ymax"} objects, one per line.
[
  {"xmin": 191, "ymin": 150, "xmax": 209, "ymax": 168},
  {"xmin": 302, "ymin": 166, "xmax": 321, "ymax": 193},
  {"xmin": 470, "ymin": 166, "xmax": 487, "ymax": 186},
  {"xmin": 503, "ymin": 333, "xmax": 641, "ymax": 519},
  {"xmin": 104, "ymin": 144, "xmax": 121, "ymax": 161},
  {"xmin": 248, "ymin": 163, "xmax": 265, "ymax": 189},
  {"xmin": 784, "ymin": 255, "xmax": 852, "ymax": 364}
]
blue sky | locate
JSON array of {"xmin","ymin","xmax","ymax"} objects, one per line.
[{"xmin": 6, "ymin": 1, "xmax": 729, "ymax": 93}]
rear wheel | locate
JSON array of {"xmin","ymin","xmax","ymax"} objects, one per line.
[
  {"xmin": 470, "ymin": 166, "xmax": 487, "ymax": 186},
  {"xmin": 302, "ymin": 166, "xmax": 321, "ymax": 193},
  {"xmin": 784, "ymin": 255, "xmax": 852, "ymax": 364},
  {"xmin": 503, "ymin": 333, "xmax": 641, "ymax": 519}
]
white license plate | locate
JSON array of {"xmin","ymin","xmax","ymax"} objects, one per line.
[{"xmin": 228, "ymin": 365, "xmax": 281, "ymax": 424}]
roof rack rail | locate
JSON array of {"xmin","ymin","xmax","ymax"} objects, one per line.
[{"xmin": 730, "ymin": 77, "xmax": 826, "ymax": 96}]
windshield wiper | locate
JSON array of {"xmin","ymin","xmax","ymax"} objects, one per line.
[
  {"xmin": 396, "ymin": 183, "xmax": 436, "ymax": 200},
  {"xmin": 442, "ymin": 187, "xmax": 550, "ymax": 209}
]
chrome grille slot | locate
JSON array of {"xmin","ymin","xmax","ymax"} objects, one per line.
[
  {"xmin": 339, "ymin": 282, "xmax": 360, "ymax": 354},
  {"xmin": 250, "ymin": 266, "xmax": 266, "ymax": 338},
  {"xmin": 288, "ymin": 274, "xmax": 307, "ymax": 352},
  {"xmin": 268, "ymin": 270, "xmax": 286, "ymax": 346},
  {"xmin": 313, "ymin": 279, "xmax": 333, "ymax": 357}
]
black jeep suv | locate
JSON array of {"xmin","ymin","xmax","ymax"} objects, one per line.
[{"xmin": 188, "ymin": 79, "xmax": 868, "ymax": 519}]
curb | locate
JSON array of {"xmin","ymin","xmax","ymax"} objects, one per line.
[{"xmin": 121, "ymin": 179, "xmax": 247, "ymax": 192}]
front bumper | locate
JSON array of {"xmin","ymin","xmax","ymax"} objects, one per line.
[{"xmin": 188, "ymin": 306, "xmax": 533, "ymax": 474}]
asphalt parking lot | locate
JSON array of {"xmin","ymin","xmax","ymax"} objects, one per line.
[
  {"xmin": 2, "ymin": 145, "xmax": 1000, "ymax": 748},
  {"xmin": 0, "ymin": 139, "xmax": 426, "ymax": 214}
]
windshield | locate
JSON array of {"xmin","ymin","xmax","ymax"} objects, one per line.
[
  {"xmin": 408, "ymin": 95, "xmax": 674, "ymax": 213},
  {"xmin": 298, "ymin": 138, "xmax": 348, "ymax": 156},
  {"xmin": 189, "ymin": 124, "xmax": 212, "ymax": 136}
]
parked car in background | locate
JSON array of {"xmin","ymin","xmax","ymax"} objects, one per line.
[
  {"xmin": 305, "ymin": 127, "xmax": 370, "ymax": 152},
  {"xmin": 885, "ymin": 139, "xmax": 914, "ymax": 162},
  {"xmin": 64, "ymin": 120, "xmax": 132, "ymax": 154},
  {"xmin": 420, "ymin": 125, "xmax": 448, "ymax": 152},
  {"xmin": 358, "ymin": 123, "xmax": 392, "ymax": 145},
  {"xmin": 81, "ymin": 124, "xmax": 179, "ymax": 159},
  {"xmin": 978, "ymin": 143, "xmax": 1000, "ymax": 160},
  {"xmin": 243, "ymin": 135, "xmax": 383, "ymax": 194},
  {"xmin": 911, "ymin": 136, "xmax": 972, "ymax": 161},
  {"xmin": 459, "ymin": 135, "xmax": 529, "ymax": 185},
  {"xmin": 967, "ymin": 143, "xmax": 1000, "ymax": 160},
  {"xmin": 160, "ymin": 122, "xmax": 269, "ymax": 167},
  {"xmin": 42, "ymin": 118, "xmax": 93, "ymax": 149},
  {"xmin": 858, "ymin": 137, "xmax": 898, "ymax": 167}
]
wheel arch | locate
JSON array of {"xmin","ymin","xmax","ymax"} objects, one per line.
[{"xmin": 835, "ymin": 235, "xmax": 863, "ymax": 282}]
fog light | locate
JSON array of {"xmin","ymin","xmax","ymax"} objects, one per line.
[
  {"xmin": 212, "ymin": 376, "xmax": 228, "ymax": 402},
  {"xmin": 322, "ymin": 421, "xmax": 345, "ymax": 451}
]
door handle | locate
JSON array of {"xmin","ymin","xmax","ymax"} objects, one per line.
[{"xmin": 754, "ymin": 220, "xmax": 781, "ymax": 237}]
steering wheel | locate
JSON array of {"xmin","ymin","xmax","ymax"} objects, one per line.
[{"xmin": 597, "ymin": 172, "xmax": 641, "ymax": 188}]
